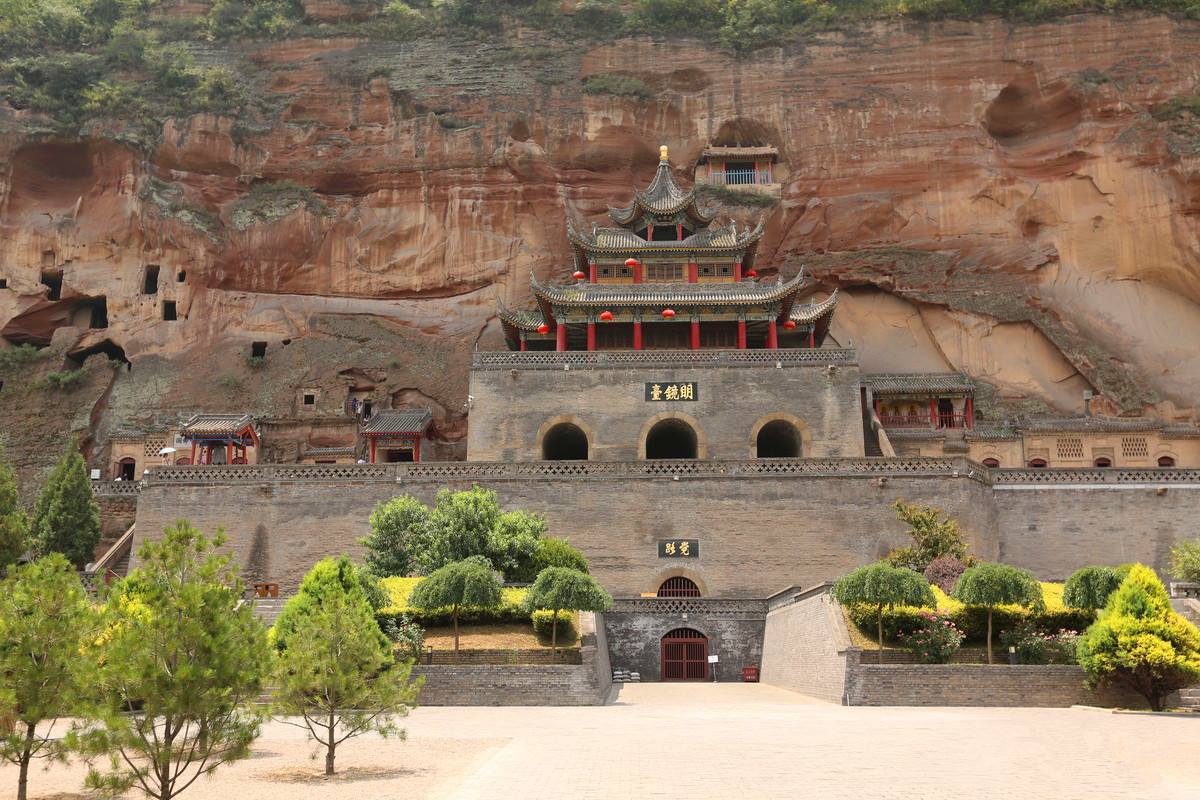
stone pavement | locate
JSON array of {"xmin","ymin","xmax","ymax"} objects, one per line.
[{"xmin": 5, "ymin": 684, "xmax": 1197, "ymax": 799}]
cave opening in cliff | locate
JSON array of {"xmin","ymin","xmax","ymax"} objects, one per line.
[
  {"xmin": 251, "ymin": 341, "xmax": 267, "ymax": 358},
  {"xmin": 84, "ymin": 296, "xmax": 108, "ymax": 329},
  {"xmin": 66, "ymin": 339, "xmax": 129, "ymax": 371},
  {"xmin": 0, "ymin": 279, "xmax": 7, "ymax": 289},
  {"xmin": 143, "ymin": 266, "xmax": 160, "ymax": 295},
  {"xmin": 177, "ymin": 270, "xmax": 186, "ymax": 283},
  {"xmin": 162, "ymin": 301, "xmax": 177, "ymax": 321},
  {"xmin": 40, "ymin": 270, "xmax": 62, "ymax": 301},
  {"xmin": 542, "ymin": 422, "xmax": 588, "ymax": 460}
]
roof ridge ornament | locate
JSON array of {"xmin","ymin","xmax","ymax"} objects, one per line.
[{"xmin": 660, "ymin": 144, "xmax": 669, "ymax": 163}]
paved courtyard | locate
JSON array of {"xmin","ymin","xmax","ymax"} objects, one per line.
[{"xmin": 6, "ymin": 684, "xmax": 1197, "ymax": 799}]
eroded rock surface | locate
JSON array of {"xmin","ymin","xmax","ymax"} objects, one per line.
[{"xmin": 2, "ymin": 13, "xmax": 1199, "ymax": 485}]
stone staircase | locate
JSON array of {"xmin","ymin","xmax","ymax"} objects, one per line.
[
  {"xmin": 861, "ymin": 392, "xmax": 883, "ymax": 457},
  {"xmin": 1170, "ymin": 596, "xmax": 1200, "ymax": 710}
]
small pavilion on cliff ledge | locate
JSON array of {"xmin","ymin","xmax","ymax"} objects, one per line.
[{"xmin": 499, "ymin": 146, "xmax": 837, "ymax": 352}]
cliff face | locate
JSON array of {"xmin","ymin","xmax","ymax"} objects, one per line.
[{"xmin": 1, "ymin": 11, "xmax": 1198, "ymax": 484}]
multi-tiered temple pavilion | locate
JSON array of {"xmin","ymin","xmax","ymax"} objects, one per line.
[{"xmin": 499, "ymin": 146, "xmax": 837, "ymax": 353}]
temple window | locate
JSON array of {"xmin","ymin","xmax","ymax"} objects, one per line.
[
  {"xmin": 1158, "ymin": 455, "xmax": 1176, "ymax": 467},
  {"xmin": 697, "ymin": 264, "xmax": 733, "ymax": 279},
  {"xmin": 1028, "ymin": 458, "xmax": 1048, "ymax": 469},
  {"xmin": 1093, "ymin": 457, "xmax": 1112, "ymax": 468},
  {"xmin": 645, "ymin": 263, "xmax": 684, "ymax": 281},
  {"xmin": 756, "ymin": 419, "xmax": 801, "ymax": 458},
  {"xmin": 542, "ymin": 422, "xmax": 588, "ymax": 460},
  {"xmin": 658, "ymin": 577, "xmax": 701, "ymax": 598},
  {"xmin": 982, "ymin": 458, "xmax": 1000, "ymax": 468},
  {"xmin": 143, "ymin": 265, "xmax": 160, "ymax": 295},
  {"xmin": 646, "ymin": 418, "xmax": 698, "ymax": 459}
]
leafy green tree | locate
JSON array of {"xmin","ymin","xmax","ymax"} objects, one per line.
[
  {"xmin": 522, "ymin": 567, "xmax": 612, "ymax": 654},
  {"xmin": 1063, "ymin": 566, "xmax": 1123, "ymax": 612},
  {"xmin": 363, "ymin": 495, "xmax": 429, "ymax": 577},
  {"xmin": 417, "ymin": 487, "xmax": 500, "ymax": 574},
  {"xmin": 885, "ymin": 499, "xmax": 971, "ymax": 571},
  {"xmin": 272, "ymin": 562, "xmax": 422, "ymax": 775},
  {"xmin": 832, "ymin": 562, "xmax": 935, "ymax": 663},
  {"xmin": 1077, "ymin": 564, "xmax": 1200, "ymax": 711},
  {"xmin": 1169, "ymin": 538, "xmax": 1200, "ymax": 584},
  {"xmin": 0, "ymin": 447, "xmax": 28, "ymax": 571},
  {"xmin": 532, "ymin": 537, "xmax": 589, "ymax": 575},
  {"xmin": 0, "ymin": 554, "xmax": 94, "ymax": 800},
  {"xmin": 952, "ymin": 562, "xmax": 1043, "ymax": 664},
  {"xmin": 488, "ymin": 509, "xmax": 546, "ymax": 582},
  {"xmin": 273, "ymin": 555, "xmax": 385, "ymax": 647},
  {"xmin": 408, "ymin": 556, "xmax": 501, "ymax": 657},
  {"xmin": 31, "ymin": 445, "xmax": 100, "ymax": 567},
  {"xmin": 78, "ymin": 521, "xmax": 269, "ymax": 800}
]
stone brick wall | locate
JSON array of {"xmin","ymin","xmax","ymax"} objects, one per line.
[
  {"xmin": 467, "ymin": 357, "xmax": 865, "ymax": 461},
  {"xmin": 843, "ymin": 651, "xmax": 1147, "ymax": 707},
  {"xmin": 132, "ymin": 466, "xmax": 995, "ymax": 597},
  {"xmin": 759, "ymin": 585, "xmax": 850, "ymax": 703},
  {"xmin": 603, "ymin": 600, "xmax": 765, "ymax": 682},
  {"xmin": 995, "ymin": 483, "xmax": 1200, "ymax": 579},
  {"xmin": 424, "ymin": 649, "xmax": 582, "ymax": 665}
]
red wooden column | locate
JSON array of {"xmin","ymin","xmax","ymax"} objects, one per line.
[
  {"xmin": 808, "ymin": 329, "xmax": 816, "ymax": 349},
  {"xmin": 413, "ymin": 437, "xmax": 421, "ymax": 462},
  {"xmin": 929, "ymin": 398, "xmax": 938, "ymax": 428},
  {"xmin": 587, "ymin": 321, "xmax": 596, "ymax": 351},
  {"xmin": 588, "ymin": 260, "xmax": 597, "ymax": 283},
  {"xmin": 734, "ymin": 260, "xmax": 743, "ymax": 281},
  {"xmin": 519, "ymin": 335, "xmax": 527, "ymax": 352},
  {"xmin": 690, "ymin": 319, "xmax": 701, "ymax": 350},
  {"xmin": 676, "ymin": 223, "xmax": 683, "ymax": 239},
  {"xmin": 737, "ymin": 319, "xmax": 747, "ymax": 349},
  {"xmin": 633, "ymin": 321, "xmax": 643, "ymax": 350},
  {"xmin": 688, "ymin": 262, "xmax": 698, "ymax": 283},
  {"xmin": 189, "ymin": 441, "xmax": 197, "ymax": 464},
  {"xmin": 226, "ymin": 441, "xmax": 233, "ymax": 465},
  {"xmin": 556, "ymin": 322, "xmax": 568, "ymax": 352},
  {"xmin": 369, "ymin": 438, "xmax": 377, "ymax": 463},
  {"xmin": 766, "ymin": 320, "xmax": 778, "ymax": 350},
  {"xmin": 965, "ymin": 396, "xmax": 975, "ymax": 429},
  {"xmin": 634, "ymin": 261, "xmax": 643, "ymax": 284}
]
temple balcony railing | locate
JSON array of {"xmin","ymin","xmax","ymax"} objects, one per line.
[
  {"xmin": 92, "ymin": 479, "xmax": 141, "ymax": 496},
  {"xmin": 879, "ymin": 413, "xmax": 972, "ymax": 430},
  {"xmin": 705, "ymin": 171, "xmax": 774, "ymax": 186},
  {"xmin": 141, "ymin": 457, "xmax": 991, "ymax": 486},
  {"xmin": 608, "ymin": 597, "xmax": 768, "ymax": 617},
  {"xmin": 137, "ymin": 459, "xmax": 1200, "ymax": 487},
  {"xmin": 472, "ymin": 348, "xmax": 858, "ymax": 371}
]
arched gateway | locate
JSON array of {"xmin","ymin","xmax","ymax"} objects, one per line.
[{"xmin": 661, "ymin": 628, "xmax": 709, "ymax": 681}]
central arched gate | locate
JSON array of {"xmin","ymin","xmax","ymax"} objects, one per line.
[{"xmin": 661, "ymin": 627, "xmax": 709, "ymax": 681}]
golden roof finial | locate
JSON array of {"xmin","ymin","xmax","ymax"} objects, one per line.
[{"xmin": 659, "ymin": 144, "xmax": 669, "ymax": 163}]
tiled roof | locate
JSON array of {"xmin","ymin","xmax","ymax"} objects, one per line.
[
  {"xmin": 532, "ymin": 272, "xmax": 806, "ymax": 308},
  {"xmin": 965, "ymin": 426, "xmax": 1019, "ymax": 441},
  {"xmin": 700, "ymin": 145, "xmax": 779, "ymax": 161},
  {"xmin": 361, "ymin": 409, "xmax": 432, "ymax": 435},
  {"xmin": 789, "ymin": 291, "xmax": 838, "ymax": 324},
  {"xmin": 180, "ymin": 414, "xmax": 256, "ymax": 437},
  {"xmin": 497, "ymin": 304, "xmax": 547, "ymax": 332},
  {"xmin": 569, "ymin": 219, "xmax": 763, "ymax": 254},
  {"xmin": 609, "ymin": 151, "xmax": 716, "ymax": 227},
  {"xmin": 865, "ymin": 374, "xmax": 975, "ymax": 395},
  {"xmin": 1020, "ymin": 417, "xmax": 1200, "ymax": 435}
]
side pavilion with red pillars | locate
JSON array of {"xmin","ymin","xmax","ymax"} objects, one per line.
[
  {"xmin": 361, "ymin": 408, "xmax": 433, "ymax": 463},
  {"xmin": 179, "ymin": 413, "xmax": 260, "ymax": 465},
  {"xmin": 498, "ymin": 145, "xmax": 837, "ymax": 353}
]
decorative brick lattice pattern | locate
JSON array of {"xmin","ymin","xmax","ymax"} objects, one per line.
[
  {"xmin": 1122, "ymin": 436, "xmax": 1150, "ymax": 459},
  {"xmin": 1055, "ymin": 437, "xmax": 1084, "ymax": 459},
  {"xmin": 472, "ymin": 349, "xmax": 859, "ymax": 370}
]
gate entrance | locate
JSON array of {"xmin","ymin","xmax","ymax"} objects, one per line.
[{"xmin": 661, "ymin": 628, "xmax": 708, "ymax": 681}]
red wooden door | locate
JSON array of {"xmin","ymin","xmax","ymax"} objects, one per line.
[{"xmin": 661, "ymin": 628, "xmax": 708, "ymax": 681}]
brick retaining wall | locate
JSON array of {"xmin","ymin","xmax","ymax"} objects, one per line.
[
  {"xmin": 424, "ymin": 648, "xmax": 582, "ymax": 665},
  {"xmin": 759, "ymin": 584, "xmax": 849, "ymax": 702},
  {"xmin": 843, "ymin": 650, "xmax": 1147, "ymax": 707}
]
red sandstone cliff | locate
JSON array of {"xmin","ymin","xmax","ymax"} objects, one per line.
[{"xmin": 1, "ymin": 11, "xmax": 1198, "ymax": 485}]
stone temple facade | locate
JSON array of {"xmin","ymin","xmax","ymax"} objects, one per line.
[{"xmin": 126, "ymin": 147, "xmax": 1200, "ymax": 682}]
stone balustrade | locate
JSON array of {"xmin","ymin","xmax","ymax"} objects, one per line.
[
  {"xmin": 471, "ymin": 348, "xmax": 859, "ymax": 371},
  {"xmin": 91, "ymin": 480, "xmax": 141, "ymax": 496},
  {"xmin": 992, "ymin": 467, "xmax": 1200, "ymax": 484},
  {"xmin": 609, "ymin": 597, "xmax": 768, "ymax": 618}
]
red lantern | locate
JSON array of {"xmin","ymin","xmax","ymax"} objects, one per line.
[
  {"xmin": 625, "ymin": 257, "xmax": 640, "ymax": 268},
  {"xmin": 599, "ymin": 310, "xmax": 614, "ymax": 322},
  {"xmin": 536, "ymin": 323, "xmax": 550, "ymax": 335},
  {"xmin": 783, "ymin": 319, "xmax": 797, "ymax": 330},
  {"xmin": 661, "ymin": 308, "xmax": 676, "ymax": 319},
  {"xmin": 572, "ymin": 270, "xmax": 586, "ymax": 280},
  {"xmin": 745, "ymin": 269, "xmax": 758, "ymax": 279}
]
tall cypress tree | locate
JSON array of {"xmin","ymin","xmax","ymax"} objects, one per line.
[
  {"xmin": 31, "ymin": 446, "xmax": 100, "ymax": 568},
  {"xmin": 0, "ymin": 447, "xmax": 28, "ymax": 572}
]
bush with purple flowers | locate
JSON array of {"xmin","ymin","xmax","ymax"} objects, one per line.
[{"xmin": 902, "ymin": 611, "xmax": 964, "ymax": 663}]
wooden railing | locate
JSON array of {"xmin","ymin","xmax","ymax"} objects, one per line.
[
  {"xmin": 707, "ymin": 170, "xmax": 774, "ymax": 186},
  {"xmin": 878, "ymin": 413, "xmax": 972, "ymax": 430}
]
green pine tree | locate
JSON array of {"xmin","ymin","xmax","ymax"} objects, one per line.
[
  {"xmin": 31, "ymin": 446, "xmax": 100, "ymax": 568},
  {"xmin": 77, "ymin": 521, "xmax": 269, "ymax": 800},
  {"xmin": 272, "ymin": 559, "xmax": 422, "ymax": 775},
  {"xmin": 0, "ymin": 448, "xmax": 28, "ymax": 571}
]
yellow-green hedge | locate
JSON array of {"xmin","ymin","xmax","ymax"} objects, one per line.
[{"xmin": 378, "ymin": 577, "xmax": 529, "ymax": 627}]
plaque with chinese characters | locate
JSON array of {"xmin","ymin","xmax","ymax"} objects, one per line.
[
  {"xmin": 645, "ymin": 382, "xmax": 698, "ymax": 401},
  {"xmin": 658, "ymin": 539, "xmax": 699, "ymax": 558}
]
